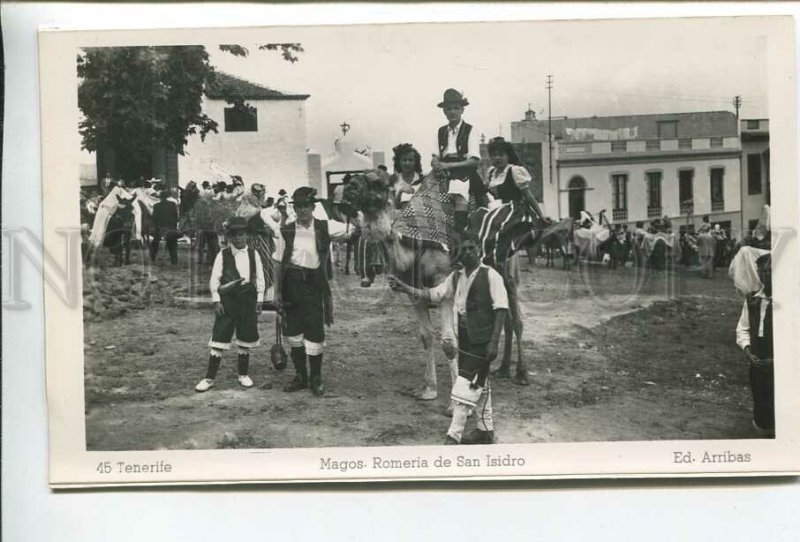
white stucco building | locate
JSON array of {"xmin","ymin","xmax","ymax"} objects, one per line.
[
  {"xmin": 178, "ymin": 72, "xmax": 310, "ymax": 195},
  {"xmin": 740, "ymin": 118, "xmax": 770, "ymax": 234},
  {"xmin": 512, "ymin": 111, "xmax": 749, "ymax": 234}
]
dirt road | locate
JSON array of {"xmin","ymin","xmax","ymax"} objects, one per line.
[{"xmin": 84, "ymin": 255, "xmax": 758, "ymax": 450}]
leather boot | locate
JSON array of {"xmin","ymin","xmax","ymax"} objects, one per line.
[
  {"xmin": 283, "ymin": 347, "xmax": 308, "ymax": 392},
  {"xmin": 309, "ymin": 354, "xmax": 324, "ymax": 396}
]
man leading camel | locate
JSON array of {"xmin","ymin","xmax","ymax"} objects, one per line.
[{"xmin": 389, "ymin": 232, "xmax": 508, "ymax": 445}]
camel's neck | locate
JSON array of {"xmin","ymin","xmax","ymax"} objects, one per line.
[{"xmin": 361, "ymin": 208, "xmax": 450, "ymax": 287}]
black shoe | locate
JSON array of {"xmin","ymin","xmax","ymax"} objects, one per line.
[
  {"xmin": 460, "ymin": 429, "xmax": 495, "ymax": 445},
  {"xmin": 443, "ymin": 435, "xmax": 460, "ymax": 445},
  {"xmin": 283, "ymin": 376, "xmax": 308, "ymax": 392},
  {"xmin": 309, "ymin": 377, "xmax": 325, "ymax": 396}
]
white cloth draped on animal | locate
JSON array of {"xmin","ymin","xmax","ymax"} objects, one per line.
[
  {"xmin": 729, "ymin": 245, "xmax": 771, "ymax": 296},
  {"xmin": 573, "ymin": 224, "xmax": 610, "ymax": 257},
  {"xmin": 130, "ymin": 187, "xmax": 159, "ymax": 241},
  {"xmin": 88, "ymin": 186, "xmax": 134, "ymax": 248},
  {"xmin": 639, "ymin": 232, "xmax": 681, "ymax": 260}
]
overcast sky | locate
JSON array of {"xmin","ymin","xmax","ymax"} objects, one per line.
[{"xmin": 208, "ymin": 17, "xmax": 769, "ymax": 163}]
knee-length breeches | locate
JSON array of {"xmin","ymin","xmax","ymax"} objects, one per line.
[{"xmin": 282, "ymin": 267, "xmax": 325, "ymax": 344}]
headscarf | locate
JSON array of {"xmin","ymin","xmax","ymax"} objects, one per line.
[{"xmin": 729, "ymin": 245, "xmax": 771, "ymax": 296}]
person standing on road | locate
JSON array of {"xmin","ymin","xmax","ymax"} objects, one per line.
[
  {"xmin": 389, "ymin": 232, "xmax": 508, "ymax": 445},
  {"xmin": 278, "ymin": 187, "xmax": 351, "ymax": 396},
  {"xmin": 195, "ymin": 217, "xmax": 265, "ymax": 393},
  {"xmin": 732, "ymin": 247, "xmax": 774, "ymax": 436},
  {"xmin": 696, "ymin": 223, "xmax": 716, "ymax": 279},
  {"xmin": 151, "ymin": 190, "xmax": 181, "ymax": 265}
]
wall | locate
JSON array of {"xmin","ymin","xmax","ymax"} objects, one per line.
[
  {"xmin": 741, "ymin": 139, "xmax": 770, "ymax": 234},
  {"xmin": 510, "ymin": 122, "xmax": 558, "ymax": 216},
  {"xmin": 307, "ymin": 153, "xmax": 323, "ymax": 194},
  {"xmin": 558, "ymin": 155, "xmax": 741, "ymax": 227},
  {"xmin": 178, "ymin": 97, "xmax": 308, "ymax": 196}
]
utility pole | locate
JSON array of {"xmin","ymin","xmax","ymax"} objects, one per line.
[
  {"xmin": 732, "ymin": 96, "xmax": 742, "ymax": 121},
  {"xmin": 546, "ymin": 75, "xmax": 553, "ymax": 185}
]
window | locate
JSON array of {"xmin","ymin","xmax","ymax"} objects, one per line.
[
  {"xmin": 647, "ymin": 171, "xmax": 662, "ymax": 216},
  {"xmin": 679, "ymin": 169, "xmax": 694, "ymax": 213},
  {"xmin": 224, "ymin": 106, "xmax": 258, "ymax": 132},
  {"xmin": 747, "ymin": 120, "xmax": 760, "ymax": 130},
  {"xmin": 611, "ymin": 173, "xmax": 628, "ymax": 210},
  {"xmin": 747, "ymin": 153, "xmax": 762, "ymax": 195},
  {"xmin": 710, "ymin": 168, "xmax": 724, "ymax": 211},
  {"xmin": 657, "ymin": 121, "xmax": 678, "ymax": 139},
  {"xmin": 611, "ymin": 141, "xmax": 626, "ymax": 152}
]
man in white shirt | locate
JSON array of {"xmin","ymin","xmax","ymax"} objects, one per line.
[
  {"xmin": 732, "ymin": 249, "xmax": 774, "ymax": 435},
  {"xmin": 432, "ymin": 88, "xmax": 489, "ymax": 235},
  {"xmin": 196, "ymin": 217, "xmax": 265, "ymax": 393},
  {"xmin": 389, "ymin": 232, "xmax": 508, "ymax": 445},
  {"xmin": 278, "ymin": 187, "xmax": 351, "ymax": 396}
]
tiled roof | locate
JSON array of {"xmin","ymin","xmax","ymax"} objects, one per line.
[{"xmin": 205, "ymin": 71, "xmax": 309, "ymax": 101}]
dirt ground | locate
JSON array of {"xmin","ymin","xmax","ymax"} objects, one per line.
[{"xmin": 84, "ymin": 248, "xmax": 760, "ymax": 450}]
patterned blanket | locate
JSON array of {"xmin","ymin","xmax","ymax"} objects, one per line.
[{"xmin": 393, "ymin": 178, "xmax": 457, "ymax": 250}]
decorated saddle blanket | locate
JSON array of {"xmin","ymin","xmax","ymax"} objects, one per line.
[{"xmin": 393, "ymin": 177, "xmax": 457, "ymax": 251}]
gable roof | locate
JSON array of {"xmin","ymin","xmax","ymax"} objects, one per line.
[{"xmin": 205, "ymin": 72, "xmax": 309, "ymax": 101}]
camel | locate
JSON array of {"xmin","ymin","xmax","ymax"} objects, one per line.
[{"xmin": 341, "ymin": 170, "xmax": 547, "ymax": 399}]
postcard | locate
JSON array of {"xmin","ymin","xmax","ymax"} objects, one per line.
[{"xmin": 37, "ymin": 16, "xmax": 799, "ymax": 487}]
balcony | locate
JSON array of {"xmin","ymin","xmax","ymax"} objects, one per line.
[
  {"xmin": 711, "ymin": 200, "xmax": 725, "ymax": 212},
  {"xmin": 610, "ymin": 141, "xmax": 627, "ymax": 152},
  {"xmin": 647, "ymin": 206, "xmax": 662, "ymax": 218},
  {"xmin": 612, "ymin": 209, "xmax": 628, "ymax": 222},
  {"xmin": 680, "ymin": 202, "xmax": 694, "ymax": 215}
]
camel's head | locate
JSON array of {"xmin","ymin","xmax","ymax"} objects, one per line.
[{"xmin": 340, "ymin": 169, "xmax": 393, "ymax": 221}]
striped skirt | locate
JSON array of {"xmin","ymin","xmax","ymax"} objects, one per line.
[{"xmin": 472, "ymin": 201, "xmax": 540, "ymax": 268}]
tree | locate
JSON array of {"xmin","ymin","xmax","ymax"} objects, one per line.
[{"xmin": 78, "ymin": 43, "xmax": 302, "ymax": 184}]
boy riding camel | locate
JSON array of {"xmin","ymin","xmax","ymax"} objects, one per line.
[{"xmin": 432, "ymin": 88, "xmax": 489, "ymax": 235}]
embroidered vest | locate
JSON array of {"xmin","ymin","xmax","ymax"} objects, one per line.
[
  {"xmin": 453, "ymin": 267, "xmax": 496, "ymax": 344},
  {"xmin": 438, "ymin": 122, "xmax": 473, "ymax": 158},
  {"xmin": 747, "ymin": 296, "xmax": 773, "ymax": 360}
]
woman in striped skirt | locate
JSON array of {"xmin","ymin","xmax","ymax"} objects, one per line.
[{"xmin": 475, "ymin": 137, "xmax": 545, "ymax": 267}]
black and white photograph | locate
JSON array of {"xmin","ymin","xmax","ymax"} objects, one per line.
[{"xmin": 37, "ymin": 15, "xmax": 799, "ymax": 485}]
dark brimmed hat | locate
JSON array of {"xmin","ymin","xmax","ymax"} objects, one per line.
[
  {"xmin": 225, "ymin": 216, "xmax": 249, "ymax": 233},
  {"xmin": 291, "ymin": 186, "xmax": 317, "ymax": 206},
  {"xmin": 437, "ymin": 88, "xmax": 469, "ymax": 108}
]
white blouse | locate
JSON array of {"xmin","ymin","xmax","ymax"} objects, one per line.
[{"xmin": 487, "ymin": 164, "xmax": 531, "ymax": 189}]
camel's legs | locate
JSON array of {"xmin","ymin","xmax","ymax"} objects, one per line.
[{"xmin": 413, "ymin": 299, "xmax": 438, "ymax": 401}]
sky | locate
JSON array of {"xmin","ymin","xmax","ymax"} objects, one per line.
[{"xmin": 208, "ymin": 17, "xmax": 769, "ymax": 163}]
